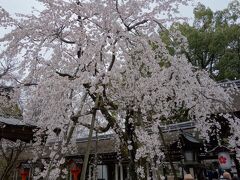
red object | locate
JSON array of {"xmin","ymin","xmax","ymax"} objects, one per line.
[
  {"xmin": 219, "ymin": 156, "xmax": 227, "ymax": 164},
  {"xmin": 20, "ymin": 169, "xmax": 29, "ymax": 180},
  {"xmin": 71, "ymin": 165, "xmax": 81, "ymax": 180}
]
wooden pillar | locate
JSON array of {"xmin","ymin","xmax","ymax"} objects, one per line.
[
  {"xmin": 115, "ymin": 164, "xmax": 119, "ymax": 180},
  {"xmin": 127, "ymin": 167, "xmax": 130, "ymax": 180},
  {"xmin": 15, "ymin": 170, "xmax": 18, "ymax": 180},
  {"xmin": 88, "ymin": 165, "xmax": 92, "ymax": 180},
  {"xmin": 152, "ymin": 168, "xmax": 157, "ymax": 180},
  {"xmin": 120, "ymin": 163, "xmax": 123, "ymax": 180},
  {"xmin": 146, "ymin": 163, "xmax": 150, "ymax": 179}
]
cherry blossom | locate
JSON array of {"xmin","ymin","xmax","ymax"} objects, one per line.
[{"xmin": 0, "ymin": 0, "xmax": 238, "ymax": 179}]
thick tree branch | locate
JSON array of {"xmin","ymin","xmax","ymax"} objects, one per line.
[
  {"xmin": 54, "ymin": 25, "xmax": 76, "ymax": 44},
  {"xmin": 115, "ymin": 0, "xmax": 129, "ymax": 30},
  {"xmin": 0, "ymin": 68, "xmax": 9, "ymax": 79},
  {"xmin": 128, "ymin": 19, "xmax": 148, "ymax": 31},
  {"xmin": 59, "ymin": 37, "xmax": 76, "ymax": 44},
  {"xmin": 107, "ymin": 39, "xmax": 118, "ymax": 72},
  {"xmin": 55, "ymin": 71, "xmax": 78, "ymax": 80}
]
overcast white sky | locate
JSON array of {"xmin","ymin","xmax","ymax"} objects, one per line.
[
  {"xmin": 0, "ymin": 0, "xmax": 231, "ymax": 16},
  {"xmin": 0, "ymin": 0, "xmax": 232, "ymax": 37},
  {"xmin": 179, "ymin": 0, "xmax": 231, "ymax": 18}
]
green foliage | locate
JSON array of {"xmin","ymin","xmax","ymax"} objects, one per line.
[{"xmin": 175, "ymin": 0, "xmax": 240, "ymax": 81}]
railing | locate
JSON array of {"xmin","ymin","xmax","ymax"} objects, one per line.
[
  {"xmin": 218, "ymin": 80, "xmax": 240, "ymax": 88},
  {"xmin": 0, "ymin": 116, "xmax": 25, "ymax": 126},
  {"xmin": 160, "ymin": 121, "xmax": 195, "ymax": 132},
  {"xmin": 76, "ymin": 133, "xmax": 113, "ymax": 142},
  {"xmin": 73, "ymin": 121, "xmax": 196, "ymax": 143}
]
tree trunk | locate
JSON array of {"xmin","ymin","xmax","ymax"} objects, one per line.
[
  {"xmin": 128, "ymin": 150, "xmax": 138, "ymax": 180},
  {"xmin": 125, "ymin": 110, "xmax": 138, "ymax": 180}
]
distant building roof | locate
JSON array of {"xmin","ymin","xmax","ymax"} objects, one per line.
[
  {"xmin": 0, "ymin": 86, "xmax": 22, "ymax": 118},
  {"xmin": 0, "ymin": 116, "xmax": 25, "ymax": 126},
  {"xmin": 218, "ymin": 79, "xmax": 240, "ymax": 88}
]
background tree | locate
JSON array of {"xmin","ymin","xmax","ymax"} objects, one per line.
[
  {"xmin": 0, "ymin": 139, "xmax": 26, "ymax": 180},
  {"xmin": 175, "ymin": 0, "xmax": 240, "ymax": 80},
  {"xmin": 0, "ymin": 0, "xmax": 237, "ymax": 179}
]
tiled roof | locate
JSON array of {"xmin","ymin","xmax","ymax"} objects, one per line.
[{"xmin": 0, "ymin": 116, "xmax": 25, "ymax": 126}]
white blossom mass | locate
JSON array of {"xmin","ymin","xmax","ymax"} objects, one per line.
[{"xmin": 0, "ymin": 0, "xmax": 238, "ymax": 179}]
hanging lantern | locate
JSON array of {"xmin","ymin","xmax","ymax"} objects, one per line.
[
  {"xmin": 19, "ymin": 168, "xmax": 29, "ymax": 180},
  {"xmin": 218, "ymin": 151, "xmax": 231, "ymax": 170},
  {"xmin": 69, "ymin": 161, "xmax": 81, "ymax": 180}
]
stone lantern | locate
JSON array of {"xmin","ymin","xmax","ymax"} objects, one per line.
[{"xmin": 180, "ymin": 131, "xmax": 202, "ymax": 178}]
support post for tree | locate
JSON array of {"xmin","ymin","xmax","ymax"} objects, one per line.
[
  {"xmin": 93, "ymin": 124, "xmax": 99, "ymax": 180},
  {"xmin": 158, "ymin": 126, "xmax": 177, "ymax": 180},
  {"xmin": 67, "ymin": 92, "xmax": 88, "ymax": 145},
  {"xmin": 45, "ymin": 92, "xmax": 88, "ymax": 180},
  {"xmin": 80, "ymin": 94, "xmax": 99, "ymax": 180},
  {"xmin": 120, "ymin": 163, "xmax": 123, "ymax": 180}
]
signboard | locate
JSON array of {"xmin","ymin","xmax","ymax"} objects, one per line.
[
  {"xmin": 218, "ymin": 152, "xmax": 231, "ymax": 169},
  {"xmin": 73, "ymin": 158, "xmax": 83, "ymax": 164},
  {"xmin": 236, "ymin": 147, "xmax": 240, "ymax": 160},
  {"xmin": 21, "ymin": 163, "xmax": 31, "ymax": 169}
]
